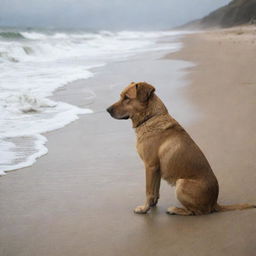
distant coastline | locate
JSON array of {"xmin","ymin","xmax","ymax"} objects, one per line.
[{"xmin": 178, "ymin": 0, "xmax": 256, "ymax": 30}]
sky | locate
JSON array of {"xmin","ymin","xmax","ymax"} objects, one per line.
[{"xmin": 0, "ymin": 0, "xmax": 231, "ymax": 30}]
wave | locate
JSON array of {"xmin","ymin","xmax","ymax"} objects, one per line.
[
  {"xmin": 0, "ymin": 51, "xmax": 19, "ymax": 62},
  {"xmin": 4, "ymin": 93, "xmax": 57, "ymax": 113},
  {"xmin": 0, "ymin": 91, "xmax": 93, "ymax": 175},
  {"xmin": 0, "ymin": 29, "xmax": 187, "ymax": 64},
  {"xmin": 0, "ymin": 135, "xmax": 48, "ymax": 175},
  {"xmin": 0, "ymin": 31, "xmax": 25, "ymax": 39}
]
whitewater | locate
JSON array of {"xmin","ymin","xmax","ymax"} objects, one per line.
[{"xmin": 0, "ymin": 27, "xmax": 188, "ymax": 175}]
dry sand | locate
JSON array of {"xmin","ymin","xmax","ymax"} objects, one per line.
[{"xmin": 0, "ymin": 26, "xmax": 256, "ymax": 256}]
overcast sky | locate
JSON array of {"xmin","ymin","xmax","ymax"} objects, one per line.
[{"xmin": 0, "ymin": 0, "xmax": 231, "ymax": 30}]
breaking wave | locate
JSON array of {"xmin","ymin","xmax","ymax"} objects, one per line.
[{"xmin": 0, "ymin": 31, "xmax": 25, "ymax": 39}]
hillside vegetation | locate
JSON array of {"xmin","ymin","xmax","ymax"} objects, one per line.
[{"xmin": 201, "ymin": 0, "xmax": 256, "ymax": 27}]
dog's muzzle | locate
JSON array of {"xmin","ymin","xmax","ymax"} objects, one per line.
[{"xmin": 106, "ymin": 106, "xmax": 129, "ymax": 119}]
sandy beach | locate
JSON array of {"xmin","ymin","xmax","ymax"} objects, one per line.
[{"xmin": 1, "ymin": 26, "xmax": 256, "ymax": 256}]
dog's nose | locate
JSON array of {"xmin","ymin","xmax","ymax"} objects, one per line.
[{"xmin": 106, "ymin": 106, "xmax": 113, "ymax": 114}]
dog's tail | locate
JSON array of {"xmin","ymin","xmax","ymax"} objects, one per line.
[{"xmin": 214, "ymin": 203, "xmax": 256, "ymax": 212}]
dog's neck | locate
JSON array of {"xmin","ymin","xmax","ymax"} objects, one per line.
[
  {"xmin": 131, "ymin": 94, "xmax": 168, "ymax": 128},
  {"xmin": 135, "ymin": 112, "xmax": 179, "ymax": 143}
]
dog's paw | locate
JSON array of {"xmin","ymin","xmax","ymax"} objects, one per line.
[
  {"xmin": 134, "ymin": 205, "xmax": 150, "ymax": 214},
  {"xmin": 166, "ymin": 210, "xmax": 177, "ymax": 215},
  {"xmin": 166, "ymin": 206, "xmax": 194, "ymax": 216}
]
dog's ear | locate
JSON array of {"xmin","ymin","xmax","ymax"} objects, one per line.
[
  {"xmin": 136, "ymin": 82, "xmax": 155, "ymax": 102},
  {"xmin": 126, "ymin": 85, "xmax": 137, "ymax": 99}
]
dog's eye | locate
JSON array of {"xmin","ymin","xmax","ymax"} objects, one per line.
[{"xmin": 124, "ymin": 95, "xmax": 130, "ymax": 100}]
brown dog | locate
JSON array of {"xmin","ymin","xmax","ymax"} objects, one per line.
[{"xmin": 107, "ymin": 82, "xmax": 255, "ymax": 215}]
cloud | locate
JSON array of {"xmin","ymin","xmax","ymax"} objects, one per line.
[{"xmin": 0, "ymin": 0, "xmax": 231, "ymax": 29}]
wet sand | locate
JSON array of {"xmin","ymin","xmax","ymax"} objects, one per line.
[{"xmin": 1, "ymin": 27, "xmax": 256, "ymax": 256}]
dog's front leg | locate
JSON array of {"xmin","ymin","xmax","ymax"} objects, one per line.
[
  {"xmin": 134, "ymin": 165, "xmax": 159, "ymax": 214},
  {"xmin": 150, "ymin": 172, "xmax": 161, "ymax": 207}
]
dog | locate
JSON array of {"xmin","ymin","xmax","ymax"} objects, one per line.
[{"xmin": 107, "ymin": 82, "xmax": 255, "ymax": 215}]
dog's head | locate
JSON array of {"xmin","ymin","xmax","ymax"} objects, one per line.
[{"xmin": 106, "ymin": 82, "xmax": 155, "ymax": 120}]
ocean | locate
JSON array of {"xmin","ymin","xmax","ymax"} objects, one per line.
[{"xmin": 0, "ymin": 27, "xmax": 189, "ymax": 175}]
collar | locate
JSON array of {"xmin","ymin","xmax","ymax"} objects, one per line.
[{"xmin": 135, "ymin": 113, "xmax": 176, "ymax": 140}]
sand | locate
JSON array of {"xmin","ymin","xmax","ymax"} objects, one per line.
[{"xmin": 0, "ymin": 26, "xmax": 256, "ymax": 256}]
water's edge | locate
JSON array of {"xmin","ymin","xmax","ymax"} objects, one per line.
[{"xmin": 0, "ymin": 30, "xmax": 193, "ymax": 175}]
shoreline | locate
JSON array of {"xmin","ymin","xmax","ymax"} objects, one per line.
[
  {"xmin": 1, "ymin": 27, "xmax": 256, "ymax": 255},
  {"xmin": 0, "ymin": 29, "xmax": 184, "ymax": 176}
]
